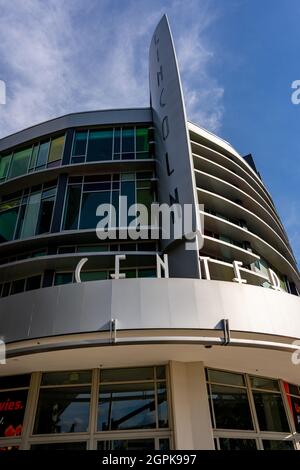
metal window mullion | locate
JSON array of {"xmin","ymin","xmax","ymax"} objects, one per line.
[
  {"xmin": 154, "ymin": 374, "xmax": 159, "ymax": 430},
  {"xmin": 84, "ymin": 129, "xmax": 89, "ymax": 161},
  {"xmin": 20, "ymin": 371, "xmax": 41, "ymax": 450},
  {"xmin": 207, "ymin": 382, "xmax": 217, "ymax": 429},
  {"xmin": 134, "ymin": 125, "xmax": 136, "ymax": 159},
  {"xmin": 77, "ymin": 182, "xmax": 84, "ymax": 230},
  {"xmin": 12, "ymin": 190, "xmax": 24, "ymax": 241},
  {"xmin": 88, "ymin": 368, "xmax": 99, "ymax": 449},
  {"xmin": 112, "ymin": 127, "xmax": 115, "ymax": 160},
  {"xmin": 59, "ymin": 178, "xmax": 70, "ymax": 232},
  {"xmin": 245, "ymin": 373, "xmax": 260, "ymax": 433},
  {"xmin": 47, "ymin": 181, "xmax": 58, "ymax": 233},
  {"xmin": 120, "ymin": 127, "xmax": 122, "ymax": 157}
]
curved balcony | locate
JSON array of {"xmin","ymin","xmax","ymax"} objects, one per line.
[
  {"xmin": 188, "ymin": 122, "xmax": 268, "ymax": 190},
  {"xmin": 193, "ymin": 153, "xmax": 282, "ymax": 227},
  {"xmin": 202, "ymin": 235, "xmax": 260, "ymax": 266},
  {"xmin": 197, "ymin": 188, "xmax": 296, "ymax": 265},
  {"xmin": 190, "ymin": 137, "xmax": 276, "ymax": 212},
  {"xmin": 195, "ymin": 170, "xmax": 288, "ymax": 242},
  {"xmin": 202, "ymin": 211, "xmax": 299, "ymax": 284}
]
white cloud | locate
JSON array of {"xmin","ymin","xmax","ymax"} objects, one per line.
[{"xmin": 0, "ymin": 0, "xmax": 224, "ymax": 138}]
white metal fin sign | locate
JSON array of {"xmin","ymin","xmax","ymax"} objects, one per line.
[{"xmin": 149, "ymin": 15, "xmax": 201, "ymax": 278}]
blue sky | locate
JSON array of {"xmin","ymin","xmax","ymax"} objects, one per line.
[{"xmin": 0, "ymin": 0, "xmax": 299, "ymax": 264}]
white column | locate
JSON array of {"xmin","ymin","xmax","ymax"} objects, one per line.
[{"xmin": 169, "ymin": 361, "xmax": 214, "ymax": 450}]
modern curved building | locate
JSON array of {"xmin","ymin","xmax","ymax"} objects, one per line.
[{"xmin": 0, "ymin": 15, "xmax": 299, "ymax": 451}]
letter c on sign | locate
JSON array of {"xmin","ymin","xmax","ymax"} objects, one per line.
[{"xmin": 75, "ymin": 258, "xmax": 88, "ymax": 283}]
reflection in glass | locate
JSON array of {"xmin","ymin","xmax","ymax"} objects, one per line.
[
  {"xmin": 41, "ymin": 371, "xmax": 92, "ymax": 386},
  {"xmin": 0, "ymin": 390, "xmax": 28, "ymax": 438},
  {"xmin": 157, "ymin": 383, "xmax": 168, "ymax": 428},
  {"xmin": 31, "ymin": 442, "xmax": 86, "ymax": 450},
  {"xmin": 54, "ymin": 273, "xmax": 73, "ymax": 286},
  {"xmin": 100, "ymin": 367, "xmax": 154, "ymax": 382},
  {"xmin": 0, "ymin": 201, "xmax": 19, "ymax": 242},
  {"xmin": 48, "ymin": 135, "xmax": 65, "ymax": 163},
  {"xmin": 253, "ymin": 391, "xmax": 290, "ymax": 432},
  {"xmin": 210, "ymin": 384, "xmax": 254, "ymax": 430},
  {"xmin": 122, "ymin": 128, "xmax": 134, "ymax": 153},
  {"xmin": 36, "ymin": 142, "xmax": 50, "ymax": 168},
  {"xmin": 34, "ymin": 387, "xmax": 90, "ymax": 434},
  {"xmin": 63, "ymin": 185, "xmax": 81, "ymax": 230},
  {"xmin": 72, "ymin": 131, "xmax": 88, "ymax": 156},
  {"xmin": 36, "ymin": 188, "xmax": 56, "ymax": 234},
  {"xmin": 98, "ymin": 439, "xmax": 155, "ymax": 451},
  {"xmin": 8, "ymin": 148, "xmax": 31, "ymax": 179},
  {"xmin": 250, "ymin": 376, "xmax": 280, "ymax": 391},
  {"xmin": 0, "ymin": 154, "xmax": 11, "ymax": 181},
  {"xmin": 136, "ymin": 128, "xmax": 149, "ymax": 152},
  {"xmin": 98, "ymin": 383, "xmax": 156, "ymax": 431},
  {"xmin": 262, "ymin": 440, "xmax": 294, "ymax": 450},
  {"xmin": 219, "ymin": 438, "xmax": 257, "ymax": 450},
  {"xmin": 80, "ymin": 191, "xmax": 110, "ymax": 229},
  {"xmin": 20, "ymin": 192, "xmax": 41, "ymax": 238},
  {"xmin": 87, "ymin": 130, "xmax": 113, "ymax": 161},
  {"xmin": 208, "ymin": 369, "xmax": 245, "ymax": 387}
]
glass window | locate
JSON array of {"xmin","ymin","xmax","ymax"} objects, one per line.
[
  {"xmin": 101, "ymin": 367, "xmax": 154, "ymax": 382},
  {"xmin": 41, "ymin": 371, "xmax": 91, "ymax": 386},
  {"xmin": 208, "ymin": 369, "xmax": 245, "ymax": 387},
  {"xmin": 137, "ymin": 187, "xmax": 153, "ymax": 213},
  {"xmin": 113, "ymin": 128, "xmax": 121, "ymax": 157},
  {"xmin": 80, "ymin": 191, "xmax": 110, "ymax": 230},
  {"xmin": 0, "ymin": 445, "xmax": 20, "ymax": 451},
  {"xmin": 48, "ymin": 135, "xmax": 64, "ymax": 163},
  {"xmin": 0, "ymin": 374, "xmax": 30, "ymax": 389},
  {"xmin": 157, "ymin": 382, "xmax": 168, "ymax": 428},
  {"xmin": 262, "ymin": 440, "xmax": 294, "ymax": 450},
  {"xmin": 138, "ymin": 268, "xmax": 156, "ymax": 278},
  {"xmin": 81, "ymin": 271, "xmax": 107, "ymax": 282},
  {"xmin": 29, "ymin": 145, "xmax": 39, "ymax": 170},
  {"xmin": 36, "ymin": 142, "xmax": 49, "ymax": 168},
  {"xmin": 10, "ymin": 279, "xmax": 25, "ymax": 295},
  {"xmin": 98, "ymin": 382, "xmax": 156, "ymax": 431},
  {"xmin": 136, "ymin": 128, "xmax": 149, "ymax": 152},
  {"xmin": 36, "ymin": 188, "xmax": 55, "ymax": 234},
  {"xmin": 219, "ymin": 438, "xmax": 257, "ymax": 450},
  {"xmin": 159, "ymin": 438, "xmax": 170, "ymax": 450},
  {"xmin": 0, "ymin": 200, "xmax": 20, "ymax": 242},
  {"xmin": 54, "ymin": 273, "xmax": 73, "ymax": 286},
  {"xmin": 0, "ymin": 389, "xmax": 29, "ymax": 438},
  {"xmin": 87, "ymin": 130, "xmax": 113, "ymax": 161},
  {"xmin": 72, "ymin": 131, "xmax": 88, "ymax": 157},
  {"xmin": 122, "ymin": 128, "xmax": 134, "ymax": 154},
  {"xmin": 20, "ymin": 192, "xmax": 41, "ymax": 239},
  {"xmin": 250, "ymin": 376, "xmax": 280, "ymax": 391},
  {"xmin": 63, "ymin": 185, "xmax": 81, "ymax": 230},
  {"xmin": 210, "ymin": 384, "xmax": 254, "ymax": 430},
  {"xmin": 0, "ymin": 154, "xmax": 11, "ymax": 181},
  {"xmin": 77, "ymin": 245, "xmax": 108, "ymax": 252},
  {"xmin": 26, "ymin": 275, "xmax": 42, "ymax": 291},
  {"xmin": 31, "ymin": 442, "xmax": 86, "ymax": 450},
  {"xmin": 284, "ymin": 382, "xmax": 300, "ymax": 432},
  {"xmin": 287, "ymin": 394, "xmax": 300, "ymax": 432},
  {"xmin": 33, "ymin": 387, "xmax": 91, "ymax": 434},
  {"xmin": 252, "ymin": 391, "xmax": 290, "ymax": 432},
  {"xmin": 8, "ymin": 148, "xmax": 31, "ymax": 179},
  {"xmin": 98, "ymin": 439, "xmax": 155, "ymax": 451}
]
